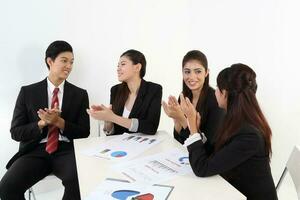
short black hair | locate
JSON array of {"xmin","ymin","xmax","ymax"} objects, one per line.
[{"xmin": 45, "ymin": 40, "xmax": 73, "ymax": 69}]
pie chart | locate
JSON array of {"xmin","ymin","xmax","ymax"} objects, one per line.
[
  {"xmin": 111, "ymin": 151, "xmax": 127, "ymax": 158},
  {"xmin": 135, "ymin": 193, "xmax": 154, "ymax": 200},
  {"xmin": 111, "ymin": 190, "xmax": 140, "ymax": 200},
  {"xmin": 179, "ymin": 156, "xmax": 189, "ymax": 165}
]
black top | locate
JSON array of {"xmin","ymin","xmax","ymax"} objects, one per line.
[
  {"xmin": 110, "ymin": 79, "xmax": 162, "ymax": 135},
  {"xmin": 7, "ymin": 78, "xmax": 90, "ymax": 169},
  {"xmin": 187, "ymin": 123, "xmax": 278, "ymax": 200},
  {"xmin": 174, "ymin": 87, "xmax": 224, "ymax": 153}
]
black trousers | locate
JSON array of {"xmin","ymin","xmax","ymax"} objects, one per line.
[{"xmin": 0, "ymin": 142, "xmax": 81, "ymax": 200}]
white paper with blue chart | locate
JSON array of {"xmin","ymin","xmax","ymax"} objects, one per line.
[
  {"xmin": 113, "ymin": 148, "xmax": 193, "ymax": 184},
  {"xmin": 81, "ymin": 133, "xmax": 162, "ymax": 161},
  {"xmin": 84, "ymin": 178, "xmax": 174, "ymax": 200}
]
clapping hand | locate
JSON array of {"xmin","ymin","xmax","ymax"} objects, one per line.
[
  {"xmin": 37, "ymin": 103, "xmax": 61, "ymax": 128},
  {"xmin": 87, "ymin": 104, "xmax": 114, "ymax": 121},
  {"xmin": 179, "ymin": 94, "xmax": 201, "ymax": 134},
  {"xmin": 162, "ymin": 95, "xmax": 185, "ymax": 121}
]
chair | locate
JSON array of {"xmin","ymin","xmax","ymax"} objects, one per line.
[
  {"xmin": 97, "ymin": 120, "xmax": 104, "ymax": 137},
  {"xmin": 276, "ymin": 145, "xmax": 300, "ymax": 199},
  {"xmin": 27, "ymin": 187, "xmax": 36, "ymax": 200},
  {"xmin": 27, "ymin": 174, "xmax": 59, "ymax": 200},
  {"xmin": 97, "ymin": 120, "xmax": 101, "ymax": 137}
]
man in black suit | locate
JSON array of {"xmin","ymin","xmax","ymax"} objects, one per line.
[{"xmin": 0, "ymin": 41, "xmax": 90, "ymax": 200}]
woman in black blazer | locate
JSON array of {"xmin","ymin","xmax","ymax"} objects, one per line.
[
  {"xmin": 87, "ymin": 49, "xmax": 162, "ymax": 135},
  {"xmin": 180, "ymin": 64, "xmax": 277, "ymax": 200},
  {"xmin": 163, "ymin": 50, "xmax": 224, "ymax": 154}
]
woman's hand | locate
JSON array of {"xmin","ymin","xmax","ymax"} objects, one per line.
[
  {"xmin": 162, "ymin": 95, "xmax": 187, "ymax": 126},
  {"xmin": 87, "ymin": 104, "xmax": 115, "ymax": 122},
  {"xmin": 90, "ymin": 104, "xmax": 103, "ymax": 111},
  {"xmin": 179, "ymin": 94, "xmax": 201, "ymax": 134}
]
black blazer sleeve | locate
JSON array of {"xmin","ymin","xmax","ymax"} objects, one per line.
[
  {"xmin": 10, "ymin": 86, "xmax": 43, "ymax": 142},
  {"xmin": 201, "ymin": 90, "xmax": 225, "ymax": 144},
  {"xmin": 173, "ymin": 88, "xmax": 225, "ymax": 148},
  {"xmin": 200, "ymin": 92, "xmax": 225, "ymax": 154},
  {"xmin": 187, "ymin": 131, "xmax": 260, "ymax": 177},
  {"xmin": 173, "ymin": 128, "xmax": 190, "ymax": 144},
  {"xmin": 110, "ymin": 81, "xmax": 162, "ymax": 135},
  {"xmin": 136, "ymin": 84, "xmax": 162, "ymax": 135}
]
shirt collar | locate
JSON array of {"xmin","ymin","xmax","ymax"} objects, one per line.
[{"xmin": 47, "ymin": 77, "xmax": 65, "ymax": 94}]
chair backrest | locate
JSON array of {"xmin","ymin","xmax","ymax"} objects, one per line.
[
  {"xmin": 98, "ymin": 120, "xmax": 104, "ymax": 137},
  {"xmin": 286, "ymin": 145, "xmax": 300, "ymax": 199}
]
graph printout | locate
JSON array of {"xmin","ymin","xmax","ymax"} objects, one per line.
[
  {"xmin": 113, "ymin": 148, "xmax": 193, "ymax": 184},
  {"xmin": 85, "ymin": 178, "xmax": 174, "ymax": 200},
  {"xmin": 82, "ymin": 133, "xmax": 162, "ymax": 162}
]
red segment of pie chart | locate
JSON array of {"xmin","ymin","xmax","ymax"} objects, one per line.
[{"xmin": 135, "ymin": 193, "xmax": 154, "ymax": 200}]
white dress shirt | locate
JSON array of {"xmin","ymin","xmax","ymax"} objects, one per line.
[
  {"xmin": 40, "ymin": 78, "xmax": 70, "ymax": 143},
  {"xmin": 183, "ymin": 132, "xmax": 207, "ymax": 147},
  {"xmin": 105, "ymin": 106, "xmax": 139, "ymax": 135}
]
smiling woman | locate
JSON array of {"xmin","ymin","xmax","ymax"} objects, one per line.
[
  {"xmin": 163, "ymin": 50, "xmax": 224, "ymax": 154},
  {"xmin": 87, "ymin": 49, "xmax": 162, "ymax": 135},
  {"xmin": 181, "ymin": 64, "xmax": 278, "ymax": 200}
]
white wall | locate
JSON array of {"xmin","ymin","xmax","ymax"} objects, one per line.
[{"xmin": 1, "ymin": 0, "xmax": 299, "ymax": 187}]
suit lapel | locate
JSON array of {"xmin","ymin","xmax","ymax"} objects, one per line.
[
  {"xmin": 61, "ymin": 81, "xmax": 72, "ymax": 118},
  {"xmin": 37, "ymin": 78, "xmax": 48, "ymax": 111},
  {"xmin": 129, "ymin": 79, "xmax": 146, "ymax": 118},
  {"xmin": 35, "ymin": 78, "xmax": 48, "ymax": 138}
]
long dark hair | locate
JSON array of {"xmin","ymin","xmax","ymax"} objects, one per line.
[
  {"xmin": 215, "ymin": 63, "xmax": 272, "ymax": 157},
  {"xmin": 112, "ymin": 49, "xmax": 146, "ymax": 113},
  {"xmin": 182, "ymin": 50, "xmax": 209, "ymax": 114}
]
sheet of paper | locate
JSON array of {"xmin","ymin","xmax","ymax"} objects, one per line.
[
  {"xmin": 82, "ymin": 133, "xmax": 162, "ymax": 162},
  {"xmin": 113, "ymin": 148, "xmax": 193, "ymax": 184},
  {"xmin": 85, "ymin": 178, "xmax": 174, "ymax": 200}
]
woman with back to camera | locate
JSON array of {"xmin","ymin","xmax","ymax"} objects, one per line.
[
  {"xmin": 163, "ymin": 50, "xmax": 224, "ymax": 154},
  {"xmin": 87, "ymin": 49, "xmax": 162, "ymax": 135},
  {"xmin": 180, "ymin": 63, "xmax": 278, "ymax": 200}
]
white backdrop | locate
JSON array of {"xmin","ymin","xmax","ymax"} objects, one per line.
[{"xmin": 0, "ymin": 0, "xmax": 299, "ymax": 186}]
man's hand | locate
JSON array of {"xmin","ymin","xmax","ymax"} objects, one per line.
[{"xmin": 37, "ymin": 103, "xmax": 62, "ymax": 127}]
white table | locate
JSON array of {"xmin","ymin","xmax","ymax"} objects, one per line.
[{"xmin": 74, "ymin": 131, "xmax": 246, "ymax": 199}]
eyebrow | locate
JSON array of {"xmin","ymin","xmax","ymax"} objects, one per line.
[
  {"xmin": 183, "ymin": 68, "xmax": 202, "ymax": 70},
  {"xmin": 60, "ymin": 57, "xmax": 74, "ymax": 60}
]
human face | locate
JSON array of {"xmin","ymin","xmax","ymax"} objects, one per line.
[
  {"xmin": 183, "ymin": 60, "xmax": 208, "ymax": 92},
  {"xmin": 215, "ymin": 87, "xmax": 227, "ymax": 109},
  {"xmin": 117, "ymin": 56, "xmax": 140, "ymax": 82},
  {"xmin": 47, "ymin": 52, "xmax": 74, "ymax": 82}
]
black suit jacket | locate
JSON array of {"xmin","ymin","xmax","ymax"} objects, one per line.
[
  {"xmin": 6, "ymin": 78, "xmax": 90, "ymax": 169},
  {"xmin": 174, "ymin": 87, "xmax": 225, "ymax": 154},
  {"xmin": 187, "ymin": 123, "xmax": 277, "ymax": 200},
  {"xmin": 110, "ymin": 79, "xmax": 162, "ymax": 135}
]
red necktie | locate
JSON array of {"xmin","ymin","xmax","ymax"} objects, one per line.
[{"xmin": 46, "ymin": 88, "xmax": 59, "ymax": 154}]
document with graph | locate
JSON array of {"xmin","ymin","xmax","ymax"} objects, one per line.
[
  {"xmin": 85, "ymin": 178, "xmax": 174, "ymax": 200},
  {"xmin": 82, "ymin": 133, "xmax": 162, "ymax": 162},
  {"xmin": 113, "ymin": 148, "xmax": 193, "ymax": 184}
]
